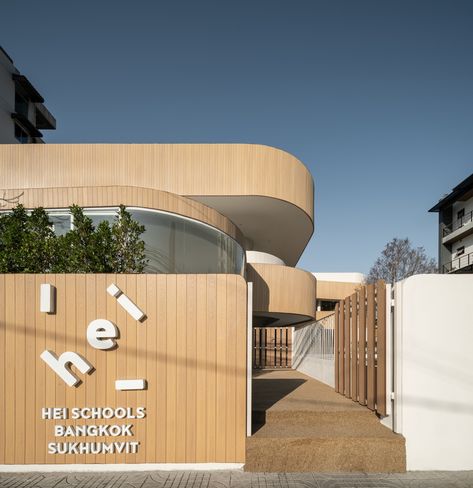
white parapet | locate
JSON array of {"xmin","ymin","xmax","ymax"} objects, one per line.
[{"xmin": 246, "ymin": 251, "xmax": 285, "ymax": 266}]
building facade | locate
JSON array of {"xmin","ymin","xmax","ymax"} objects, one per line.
[
  {"xmin": 0, "ymin": 46, "xmax": 56, "ymax": 144},
  {"xmin": 312, "ymin": 272, "xmax": 364, "ymax": 320},
  {"xmin": 429, "ymin": 173, "xmax": 473, "ymax": 274},
  {"xmin": 0, "ymin": 143, "xmax": 316, "ymax": 468}
]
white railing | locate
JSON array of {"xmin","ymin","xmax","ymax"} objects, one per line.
[{"xmin": 292, "ymin": 314, "xmax": 335, "ymax": 387}]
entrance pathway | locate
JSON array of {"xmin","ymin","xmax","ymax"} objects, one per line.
[
  {"xmin": 247, "ymin": 370, "xmax": 405, "ymax": 472},
  {"xmin": 1, "ymin": 470, "xmax": 473, "ymax": 488}
]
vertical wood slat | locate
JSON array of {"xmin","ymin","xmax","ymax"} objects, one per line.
[
  {"xmin": 344, "ymin": 297, "xmax": 350, "ymax": 397},
  {"xmin": 376, "ymin": 280, "xmax": 387, "ymax": 416},
  {"xmin": 0, "ymin": 274, "xmax": 247, "ymax": 465},
  {"xmin": 338, "ymin": 300, "xmax": 345, "ymax": 394},
  {"xmin": 358, "ymin": 287, "xmax": 367, "ymax": 406},
  {"xmin": 334, "ymin": 303, "xmax": 339, "ymax": 393},
  {"xmin": 332, "ymin": 281, "xmax": 386, "ymax": 415},
  {"xmin": 252, "ymin": 326, "xmax": 293, "ymax": 369},
  {"xmin": 350, "ymin": 293, "xmax": 358, "ymax": 401},
  {"xmin": 366, "ymin": 283, "xmax": 376, "ymax": 410}
]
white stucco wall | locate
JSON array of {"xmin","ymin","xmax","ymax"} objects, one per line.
[
  {"xmin": 246, "ymin": 250, "xmax": 285, "ymax": 266},
  {"xmin": 393, "ymin": 274, "xmax": 473, "ymax": 470},
  {"xmin": 312, "ymin": 272, "xmax": 365, "ymax": 283}
]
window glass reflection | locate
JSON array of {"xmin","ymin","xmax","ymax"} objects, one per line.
[
  {"xmin": 129, "ymin": 209, "xmax": 244, "ymax": 274},
  {"xmin": 46, "ymin": 207, "xmax": 245, "ymax": 275},
  {"xmin": 48, "ymin": 213, "xmax": 71, "ymax": 236}
]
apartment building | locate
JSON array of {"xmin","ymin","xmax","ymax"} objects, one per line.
[
  {"xmin": 0, "ymin": 46, "xmax": 56, "ymax": 144},
  {"xmin": 0, "ymin": 143, "xmax": 315, "ymax": 467},
  {"xmin": 429, "ymin": 172, "xmax": 473, "ymax": 274}
]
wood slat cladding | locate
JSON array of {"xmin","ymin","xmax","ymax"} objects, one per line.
[
  {"xmin": 334, "ymin": 281, "xmax": 386, "ymax": 416},
  {"xmin": 246, "ymin": 264, "xmax": 316, "ymax": 319},
  {"xmin": 0, "ymin": 186, "xmax": 244, "ymax": 246},
  {"xmin": 0, "ymin": 144, "xmax": 314, "ymax": 221},
  {"xmin": 253, "ymin": 327, "xmax": 292, "ymax": 369},
  {"xmin": 0, "ymin": 274, "xmax": 247, "ymax": 465},
  {"xmin": 316, "ymin": 280, "xmax": 363, "ymax": 300}
]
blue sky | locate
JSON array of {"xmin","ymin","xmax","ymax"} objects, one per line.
[{"xmin": 1, "ymin": 0, "xmax": 472, "ymax": 273}]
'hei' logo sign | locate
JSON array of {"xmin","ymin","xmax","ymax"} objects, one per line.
[{"xmin": 39, "ymin": 283, "xmax": 147, "ymax": 390}]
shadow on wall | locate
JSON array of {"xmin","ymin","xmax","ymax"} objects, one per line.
[{"xmin": 246, "ymin": 265, "xmax": 270, "ymax": 311}]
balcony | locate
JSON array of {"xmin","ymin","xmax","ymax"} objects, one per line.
[
  {"xmin": 442, "ymin": 210, "xmax": 473, "ymax": 244},
  {"xmin": 443, "ymin": 250, "xmax": 473, "ymax": 274},
  {"xmin": 246, "ymin": 263, "xmax": 316, "ymax": 326}
]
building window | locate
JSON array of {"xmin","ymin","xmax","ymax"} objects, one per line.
[
  {"xmin": 457, "ymin": 208, "xmax": 465, "ymax": 221},
  {"xmin": 45, "ymin": 207, "xmax": 245, "ymax": 275},
  {"xmin": 47, "ymin": 212, "xmax": 72, "ymax": 236},
  {"xmin": 316, "ymin": 299, "xmax": 339, "ymax": 312},
  {"xmin": 15, "ymin": 92, "xmax": 29, "ymax": 118},
  {"xmin": 456, "ymin": 246, "xmax": 465, "ymax": 257},
  {"xmin": 14, "ymin": 123, "xmax": 29, "ymax": 144}
]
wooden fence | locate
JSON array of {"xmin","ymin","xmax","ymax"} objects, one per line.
[
  {"xmin": 253, "ymin": 327, "xmax": 292, "ymax": 369},
  {"xmin": 334, "ymin": 280, "xmax": 386, "ymax": 416},
  {"xmin": 0, "ymin": 274, "xmax": 247, "ymax": 465}
]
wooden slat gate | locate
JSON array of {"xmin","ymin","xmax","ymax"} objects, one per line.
[
  {"xmin": 334, "ymin": 280, "xmax": 386, "ymax": 416},
  {"xmin": 253, "ymin": 327, "xmax": 292, "ymax": 369}
]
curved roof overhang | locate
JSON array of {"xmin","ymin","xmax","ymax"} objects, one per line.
[{"xmin": 0, "ymin": 143, "xmax": 314, "ymax": 265}]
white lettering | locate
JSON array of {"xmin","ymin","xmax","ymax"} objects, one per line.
[
  {"xmin": 46, "ymin": 441, "xmax": 141, "ymax": 454},
  {"xmin": 40, "ymin": 351, "xmax": 94, "ymax": 387},
  {"xmin": 87, "ymin": 319, "xmax": 118, "ymax": 350}
]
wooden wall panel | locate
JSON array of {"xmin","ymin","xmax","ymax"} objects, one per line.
[
  {"xmin": 316, "ymin": 280, "xmax": 363, "ymax": 301},
  {"xmin": 333, "ymin": 282, "xmax": 386, "ymax": 416},
  {"xmin": 246, "ymin": 264, "xmax": 316, "ymax": 319},
  {"xmin": 0, "ymin": 273, "xmax": 247, "ymax": 465},
  {"xmin": 0, "ymin": 186, "xmax": 244, "ymax": 246},
  {"xmin": 0, "ymin": 144, "xmax": 314, "ymax": 221},
  {"xmin": 366, "ymin": 284, "xmax": 376, "ymax": 411}
]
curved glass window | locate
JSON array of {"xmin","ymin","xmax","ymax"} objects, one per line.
[
  {"xmin": 46, "ymin": 207, "xmax": 245, "ymax": 275},
  {"xmin": 129, "ymin": 209, "xmax": 245, "ymax": 274}
]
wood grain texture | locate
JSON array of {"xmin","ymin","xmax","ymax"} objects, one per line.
[
  {"xmin": 358, "ymin": 287, "xmax": 367, "ymax": 406},
  {"xmin": 376, "ymin": 280, "xmax": 386, "ymax": 416},
  {"xmin": 316, "ymin": 280, "xmax": 363, "ymax": 301},
  {"xmin": 0, "ymin": 274, "xmax": 247, "ymax": 465},
  {"xmin": 334, "ymin": 303, "xmax": 339, "ymax": 393},
  {"xmin": 333, "ymin": 282, "xmax": 386, "ymax": 415},
  {"xmin": 246, "ymin": 264, "xmax": 316, "ymax": 319},
  {"xmin": 366, "ymin": 284, "xmax": 376, "ymax": 411},
  {"xmin": 0, "ymin": 143, "xmax": 314, "ymax": 222},
  {"xmin": 0, "ymin": 186, "xmax": 244, "ymax": 246},
  {"xmin": 343, "ymin": 297, "xmax": 350, "ymax": 397}
]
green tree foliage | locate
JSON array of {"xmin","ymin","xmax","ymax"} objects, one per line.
[
  {"xmin": 0, "ymin": 204, "xmax": 147, "ymax": 273},
  {"xmin": 112, "ymin": 205, "xmax": 147, "ymax": 273},
  {"xmin": 0, "ymin": 205, "xmax": 57, "ymax": 272}
]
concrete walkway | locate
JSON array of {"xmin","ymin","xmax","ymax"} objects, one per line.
[
  {"xmin": 247, "ymin": 370, "xmax": 405, "ymax": 472},
  {"xmin": 1, "ymin": 470, "xmax": 473, "ymax": 488}
]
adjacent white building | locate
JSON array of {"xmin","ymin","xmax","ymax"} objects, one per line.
[
  {"xmin": 429, "ymin": 173, "xmax": 473, "ymax": 274},
  {"xmin": 0, "ymin": 46, "xmax": 55, "ymax": 144}
]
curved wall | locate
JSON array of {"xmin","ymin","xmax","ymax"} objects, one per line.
[
  {"xmin": 246, "ymin": 251, "xmax": 285, "ymax": 266},
  {"xmin": 0, "ymin": 144, "xmax": 314, "ymax": 265},
  {"xmin": 129, "ymin": 208, "xmax": 245, "ymax": 274},
  {"xmin": 247, "ymin": 263, "xmax": 316, "ymax": 323},
  {"xmin": 0, "ymin": 185, "xmax": 244, "ymax": 245}
]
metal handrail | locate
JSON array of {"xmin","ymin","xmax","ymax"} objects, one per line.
[
  {"xmin": 443, "ymin": 210, "xmax": 473, "ymax": 237},
  {"xmin": 442, "ymin": 250, "xmax": 473, "ymax": 273}
]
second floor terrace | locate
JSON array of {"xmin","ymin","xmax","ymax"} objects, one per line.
[
  {"xmin": 442, "ymin": 208, "xmax": 473, "ymax": 243},
  {"xmin": 442, "ymin": 249, "xmax": 473, "ymax": 274}
]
